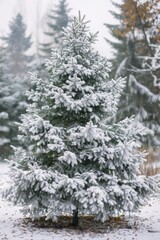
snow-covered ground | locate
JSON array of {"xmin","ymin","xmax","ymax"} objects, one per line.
[{"xmin": 0, "ymin": 162, "xmax": 160, "ymax": 240}]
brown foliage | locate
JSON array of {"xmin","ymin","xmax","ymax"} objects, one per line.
[
  {"xmin": 113, "ymin": 0, "xmax": 160, "ymax": 54},
  {"xmin": 140, "ymin": 147, "xmax": 160, "ymax": 176}
]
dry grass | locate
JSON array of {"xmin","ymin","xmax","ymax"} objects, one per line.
[
  {"xmin": 24, "ymin": 215, "xmax": 136, "ymax": 233},
  {"xmin": 141, "ymin": 164, "xmax": 160, "ymax": 176},
  {"xmin": 140, "ymin": 147, "xmax": 160, "ymax": 176}
]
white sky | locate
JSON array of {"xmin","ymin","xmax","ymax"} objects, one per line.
[{"xmin": 0, "ymin": 0, "xmax": 121, "ymax": 58}]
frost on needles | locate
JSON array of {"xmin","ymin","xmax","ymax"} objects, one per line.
[{"xmin": 6, "ymin": 13, "xmax": 154, "ymax": 223}]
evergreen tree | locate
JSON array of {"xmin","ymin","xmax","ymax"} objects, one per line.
[
  {"xmin": 104, "ymin": 2, "xmax": 128, "ymax": 78},
  {"xmin": 0, "ymin": 13, "xmax": 33, "ymax": 160},
  {"xmin": 2, "ymin": 13, "xmax": 33, "ymax": 78},
  {"xmin": 0, "ymin": 47, "xmax": 11, "ymax": 159},
  {"xmin": 104, "ymin": 0, "xmax": 160, "ymax": 146},
  {"xmin": 40, "ymin": 0, "xmax": 70, "ymax": 57},
  {"xmin": 104, "ymin": 0, "xmax": 156, "ymax": 76},
  {"xmin": 0, "ymin": 47, "xmax": 27, "ymax": 160},
  {"xmin": 6, "ymin": 13, "xmax": 154, "ymax": 223}
]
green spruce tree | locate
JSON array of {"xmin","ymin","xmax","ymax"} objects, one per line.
[
  {"xmin": 6, "ymin": 13, "xmax": 154, "ymax": 224},
  {"xmin": 104, "ymin": 2, "xmax": 128, "ymax": 78}
]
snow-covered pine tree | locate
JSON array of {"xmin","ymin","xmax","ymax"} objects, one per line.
[
  {"xmin": 0, "ymin": 46, "xmax": 27, "ymax": 160},
  {"xmin": 2, "ymin": 13, "xmax": 33, "ymax": 78},
  {"xmin": 40, "ymin": 0, "xmax": 70, "ymax": 57},
  {"xmin": 0, "ymin": 47, "xmax": 11, "ymax": 159},
  {"xmin": 6, "ymin": 13, "xmax": 154, "ymax": 224},
  {"xmin": 0, "ymin": 13, "xmax": 32, "ymax": 160}
]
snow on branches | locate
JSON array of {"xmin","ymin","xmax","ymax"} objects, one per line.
[{"xmin": 5, "ymin": 13, "xmax": 155, "ymax": 223}]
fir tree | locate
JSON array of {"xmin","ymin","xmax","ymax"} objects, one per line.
[
  {"xmin": 40, "ymin": 0, "xmax": 70, "ymax": 57},
  {"xmin": 0, "ymin": 13, "xmax": 32, "ymax": 159},
  {"xmin": 2, "ymin": 13, "xmax": 33, "ymax": 78},
  {"xmin": 104, "ymin": 2, "xmax": 128, "ymax": 78},
  {"xmin": 0, "ymin": 47, "xmax": 11, "ymax": 159},
  {"xmin": 104, "ymin": 0, "xmax": 160, "ymax": 146},
  {"xmin": 6, "ymin": 13, "xmax": 154, "ymax": 224},
  {"xmin": 0, "ymin": 47, "xmax": 27, "ymax": 160}
]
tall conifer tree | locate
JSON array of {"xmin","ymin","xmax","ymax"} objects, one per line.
[
  {"xmin": 2, "ymin": 13, "xmax": 32, "ymax": 78},
  {"xmin": 0, "ymin": 47, "xmax": 27, "ymax": 160},
  {"xmin": 104, "ymin": 2, "xmax": 128, "ymax": 78},
  {"xmin": 104, "ymin": 0, "xmax": 160, "ymax": 146},
  {"xmin": 0, "ymin": 14, "xmax": 32, "ymax": 159},
  {"xmin": 6, "ymin": 13, "xmax": 154, "ymax": 224},
  {"xmin": 40, "ymin": 0, "xmax": 70, "ymax": 57}
]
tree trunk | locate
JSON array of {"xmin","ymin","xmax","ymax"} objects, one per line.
[{"xmin": 72, "ymin": 208, "xmax": 79, "ymax": 227}]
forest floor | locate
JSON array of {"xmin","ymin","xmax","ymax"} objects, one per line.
[{"xmin": 0, "ymin": 162, "xmax": 160, "ymax": 240}]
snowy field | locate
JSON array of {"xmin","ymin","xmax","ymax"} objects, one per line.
[{"xmin": 0, "ymin": 162, "xmax": 160, "ymax": 240}]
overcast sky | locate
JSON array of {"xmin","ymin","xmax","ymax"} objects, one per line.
[{"xmin": 0, "ymin": 0, "xmax": 121, "ymax": 58}]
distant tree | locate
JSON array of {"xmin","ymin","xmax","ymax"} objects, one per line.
[
  {"xmin": 104, "ymin": 0, "xmax": 160, "ymax": 146},
  {"xmin": 0, "ymin": 47, "xmax": 27, "ymax": 160},
  {"xmin": 40, "ymin": 0, "xmax": 70, "ymax": 57},
  {"xmin": 104, "ymin": 0, "xmax": 157, "ymax": 76},
  {"xmin": 104, "ymin": 2, "xmax": 128, "ymax": 78},
  {"xmin": 0, "ymin": 47, "xmax": 11, "ymax": 159},
  {"xmin": 6, "ymin": 14, "xmax": 154, "ymax": 224},
  {"xmin": 2, "ymin": 13, "xmax": 33, "ymax": 78}
]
